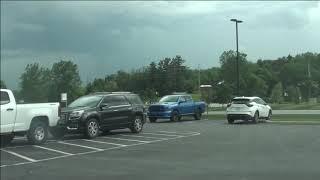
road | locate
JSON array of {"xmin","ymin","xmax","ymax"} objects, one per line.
[
  {"xmin": 1, "ymin": 118, "xmax": 320, "ymax": 180},
  {"xmin": 209, "ymin": 110, "xmax": 320, "ymax": 115}
]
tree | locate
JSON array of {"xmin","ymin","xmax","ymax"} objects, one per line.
[
  {"xmin": 48, "ymin": 60, "xmax": 83, "ymax": 102},
  {"xmin": 270, "ymin": 82, "xmax": 284, "ymax": 103},
  {"xmin": 0, "ymin": 80, "xmax": 7, "ymax": 89},
  {"xmin": 19, "ymin": 63, "xmax": 50, "ymax": 102}
]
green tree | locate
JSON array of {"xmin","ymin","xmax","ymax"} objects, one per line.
[
  {"xmin": 0, "ymin": 80, "xmax": 7, "ymax": 89},
  {"xmin": 19, "ymin": 63, "xmax": 50, "ymax": 102},
  {"xmin": 48, "ymin": 60, "xmax": 83, "ymax": 102},
  {"xmin": 270, "ymin": 82, "xmax": 284, "ymax": 103}
]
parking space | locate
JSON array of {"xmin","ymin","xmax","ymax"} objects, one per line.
[{"xmin": 0, "ymin": 130, "xmax": 200, "ymax": 168}]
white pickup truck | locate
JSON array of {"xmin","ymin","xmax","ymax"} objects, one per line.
[{"xmin": 0, "ymin": 89, "xmax": 61, "ymax": 145}]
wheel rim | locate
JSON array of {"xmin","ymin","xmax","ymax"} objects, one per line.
[
  {"xmin": 88, "ymin": 121, "xmax": 98, "ymax": 136},
  {"xmin": 34, "ymin": 126, "xmax": 45, "ymax": 141},
  {"xmin": 134, "ymin": 118, "xmax": 142, "ymax": 131},
  {"xmin": 254, "ymin": 113, "xmax": 258, "ymax": 121},
  {"xmin": 173, "ymin": 112, "xmax": 178, "ymax": 121}
]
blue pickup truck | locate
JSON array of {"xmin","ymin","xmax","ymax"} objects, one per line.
[{"xmin": 147, "ymin": 94, "xmax": 206, "ymax": 122}]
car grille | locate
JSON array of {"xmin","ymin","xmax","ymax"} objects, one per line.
[{"xmin": 149, "ymin": 105, "xmax": 165, "ymax": 112}]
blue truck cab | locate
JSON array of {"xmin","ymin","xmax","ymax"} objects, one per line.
[{"xmin": 147, "ymin": 94, "xmax": 206, "ymax": 122}]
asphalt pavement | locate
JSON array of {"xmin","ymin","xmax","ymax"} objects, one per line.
[
  {"xmin": 209, "ymin": 110, "xmax": 320, "ymax": 115},
  {"xmin": 1, "ymin": 118, "xmax": 320, "ymax": 180}
]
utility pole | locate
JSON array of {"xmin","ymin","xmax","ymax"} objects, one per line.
[
  {"xmin": 230, "ymin": 18, "xmax": 243, "ymax": 96},
  {"xmin": 308, "ymin": 59, "xmax": 311, "ymax": 101},
  {"xmin": 198, "ymin": 64, "xmax": 201, "ymax": 94}
]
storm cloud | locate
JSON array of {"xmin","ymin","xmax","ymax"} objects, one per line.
[{"xmin": 1, "ymin": 1, "xmax": 320, "ymax": 89}]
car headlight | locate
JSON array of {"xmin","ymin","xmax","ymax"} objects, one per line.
[{"xmin": 69, "ymin": 110, "xmax": 84, "ymax": 119}]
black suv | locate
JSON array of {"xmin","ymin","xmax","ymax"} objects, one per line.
[{"xmin": 53, "ymin": 92, "xmax": 146, "ymax": 139}]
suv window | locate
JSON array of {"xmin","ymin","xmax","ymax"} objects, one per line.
[
  {"xmin": 103, "ymin": 95, "xmax": 129, "ymax": 107},
  {"xmin": 185, "ymin": 96, "xmax": 192, "ymax": 102},
  {"xmin": 126, "ymin": 94, "xmax": 143, "ymax": 105},
  {"xmin": 179, "ymin": 96, "xmax": 186, "ymax": 102},
  {"xmin": 0, "ymin": 91, "xmax": 10, "ymax": 105}
]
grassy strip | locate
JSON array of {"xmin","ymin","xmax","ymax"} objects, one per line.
[
  {"xmin": 208, "ymin": 103, "xmax": 320, "ymax": 111},
  {"xmin": 203, "ymin": 114, "xmax": 320, "ymax": 121}
]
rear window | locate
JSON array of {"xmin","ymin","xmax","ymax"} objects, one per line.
[
  {"xmin": 126, "ymin": 95, "xmax": 143, "ymax": 105},
  {"xmin": 0, "ymin": 91, "xmax": 10, "ymax": 105},
  {"xmin": 232, "ymin": 99, "xmax": 250, "ymax": 104}
]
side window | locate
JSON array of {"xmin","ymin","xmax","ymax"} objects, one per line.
[
  {"xmin": 260, "ymin": 98, "xmax": 266, "ymax": 105},
  {"xmin": 110, "ymin": 95, "xmax": 129, "ymax": 106},
  {"xmin": 0, "ymin": 91, "xmax": 10, "ymax": 105},
  {"xmin": 185, "ymin": 96, "xmax": 192, "ymax": 102},
  {"xmin": 179, "ymin": 96, "xmax": 186, "ymax": 102},
  {"xmin": 253, "ymin": 98, "xmax": 260, "ymax": 104},
  {"xmin": 126, "ymin": 95, "xmax": 143, "ymax": 105}
]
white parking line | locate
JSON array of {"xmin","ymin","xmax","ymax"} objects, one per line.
[
  {"xmin": 158, "ymin": 131, "xmax": 196, "ymax": 135},
  {"xmin": 141, "ymin": 132, "xmax": 183, "ymax": 137},
  {"xmin": 101, "ymin": 137, "xmax": 150, "ymax": 143},
  {"xmin": 57, "ymin": 141, "xmax": 103, "ymax": 151},
  {"xmin": 1, "ymin": 149, "xmax": 37, "ymax": 162},
  {"xmin": 119, "ymin": 134, "xmax": 168, "ymax": 140},
  {"xmin": 33, "ymin": 145, "xmax": 74, "ymax": 156},
  {"xmin": 82, "ymin": 139, "xmax": 127, "ymax": 147}
]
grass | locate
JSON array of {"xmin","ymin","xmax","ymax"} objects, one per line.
[
  {"xmin": 203, "ymin": 114, "xmax": 320, "ymax": 122},
  {"xmin": 269, "ymin": 103, "xmax": 320, "ymax": 110}
]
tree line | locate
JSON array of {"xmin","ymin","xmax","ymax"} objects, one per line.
[{"xmin": 1, "ymin": 50, "xmax": 319, "ymax": 104}]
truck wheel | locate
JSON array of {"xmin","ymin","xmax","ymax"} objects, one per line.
[
  {"xmin": 85, "ymin": 118, "xmax": 100, "ymax": 139},
  {"xmin": 194, "ymin": 109, "xmax": 202, "ymax": 120},
  {"xmin": 130, "ymin": 115, "xmax": 143, "ymax": 133},
  {"xmin": 149, "ymin": 117, "xmax": 157, "ymax": 123},
  {"xmin": 170, "ymin": 110, "xmax": 179, "ymax": 122},
  {"xmin": 252, "ymin": 111, "xmax": 259, "ymax": 124},
  {"xmin": 0, "ymin": 134, "xmax": 14, "ymax": 147},
  {"xmin": 50, "ymin": 127, "xmax": 66, "ymax": 139},
  {"xmin": 27, "ymin": 121, "xmax": 48, "ymax": 145}
]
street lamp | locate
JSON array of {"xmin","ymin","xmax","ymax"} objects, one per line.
[{"xmin": 230, "ymin": 18, "xmax": 243, "ymax": 96}]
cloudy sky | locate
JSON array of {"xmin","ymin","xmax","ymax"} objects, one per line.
[{"xmin": 1, "ymin": 1, "xmax": 320, "ymax": 89}]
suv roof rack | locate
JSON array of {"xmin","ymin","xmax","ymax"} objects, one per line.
[
  {"xmin": 172, "ymin": 92, "xmax": 187, "ymax": 95},
  {"xmin": 90, "ymin": 91, "xmax": 132, "ymax": 95}
]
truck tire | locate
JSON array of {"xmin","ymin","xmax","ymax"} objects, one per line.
[
  {"xmin": 27, "ymin": 121, "xmax": 48, "ymax": 145},
  {"xmin": 85, "ymin": 118, "xmax": 100, "ymax": 139},
  {"xmin": 130, "ymin": 115, "xmax": 143, "ymax": 133},
  {"xmin": 170, "ymin": 110, "xmax": 180, "ymax": 122},
  {"xmin": 194, "ymin": 109, "xmax": 202, "ymax": 120},
  {"xmin": 149, "ymin": 117, "xmax": 157, "ymax": 123},
  {"xmin": 50, "ymin": 127, "xmax": 66, "ymax": 139},
  {"xmin": 0, "ymin": 134, "xmax": 14, "ymax": 147}
]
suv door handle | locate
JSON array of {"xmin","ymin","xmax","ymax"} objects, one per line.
[
  {"xmin": 113, "ymin": 110, "xmax": 119, "ymax": 112},
  {"xmin": 6, "ymin": 108, "xmax": 14, "ymax": 111}
]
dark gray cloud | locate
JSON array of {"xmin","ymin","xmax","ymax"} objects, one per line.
[{"xmin": 1, "ymin": 1, "xmax": 319, "ymax": 89}]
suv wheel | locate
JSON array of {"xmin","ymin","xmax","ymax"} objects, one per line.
[
  {"xmin": 131, "ymin": 116, "xmax": 143, "ymax": 133},
  {"xmin": 170, "ymin": 110, "xmax": 179, "ymax": 122},
  {"xmin": 85, "ymin": 118, "xmax": 99, "ymax": 139},
  {"xmin": 266, "ymin": 110, "xmax": 272, "ymax": 120},
  {"xmin": 252, "ymin": 111, "xmax": 259, "ymax": 124},
  {"xmin": 149, "ymin": 117, "xmax": 157, "ymax": 123},
  {"xmin": 27, "ymin": 121, "xmax": 48, "ymax": 145},
  {"xmin": 227, "ymin": 117, "xmax": 234, "ymax": 124},
  {"xmin": 194, "ymin": 109, "xmax": 202, "ymax": 120}
]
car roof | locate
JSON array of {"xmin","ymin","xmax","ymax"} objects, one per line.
[{"xmin": 233, "ymin": 96, "xmax": 260, "ymax": 100}]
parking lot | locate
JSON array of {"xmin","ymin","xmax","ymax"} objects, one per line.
[{"xmin": 1, "ymin": 119, "xmax": 320, "ymax": 180}]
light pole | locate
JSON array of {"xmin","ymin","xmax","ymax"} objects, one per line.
[{"xmin": 230, "ymin": 18, "xmax": 243, "ymax": 96}]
